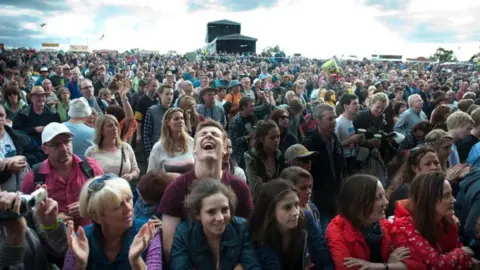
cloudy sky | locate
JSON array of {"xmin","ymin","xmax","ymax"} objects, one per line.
[{"xmin": 1, "ymin": 0, "xmax": 479, "ymax": 60}]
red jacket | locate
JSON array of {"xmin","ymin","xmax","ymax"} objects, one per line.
[
  {"xmin": 390, "ymin": 200, "xmax": 473, "ymax": 269},
  {"xmin": 326, "ymin": 215, "xmax": 413, "ymax": 270}
]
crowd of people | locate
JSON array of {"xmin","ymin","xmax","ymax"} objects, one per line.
[{"xmin": 0, "ymin": 48, "xmax": 480, "ymax": 269}]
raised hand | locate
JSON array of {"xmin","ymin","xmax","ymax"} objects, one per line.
[
  {"xmin": 129, "ymin": 220, "xmax": 155, "ymax": 261},
  {"xmin": 66, "ymin": 220, "xmax": 89, "ymax": 266}
]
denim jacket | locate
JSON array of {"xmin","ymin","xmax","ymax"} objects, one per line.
[
  {"xmin": 83, "ymin": 219, "xmax": 148, "ymax": 270},
  {"xmin": 170, "ymin": 216, "xmax": 261, "ymax": 270},
  {"xmin": 255, "ymin": 210, "xmax": 334, "ymax": 270}
]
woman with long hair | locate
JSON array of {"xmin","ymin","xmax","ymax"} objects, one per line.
[
  {"xmin": 430, "ymin": 105, "xmax": 453, "ymax": 131},
  {"xmin": 249, "ymin": 179, "xmax": 333, "ymax": 269},
  {"xmin": 85, "ymin": 114, "xmax": 139, "ymax": 181},
  {"xmin": 170, "ymin": 179, "xmax": 261, "ymax": 269},
  {"xmin": 326, "ymin": 174, "xmax": 412, "ymax": 270},
  {"xmin": 56, "ymin": 87, "xmax": 71, "ymax": 122},
  {"xmin": 222, "ymin": 138, "xmax": 246, "ymax": 181},
  {"xmin": 280, "ymin": 166, "xmax": 331, "ymax": 232},
  {"xmin": 64, "ymin": 174, "xmax": 162, "ymax": 269},
  {"xmin": 244, "ymin": 120, "xmax": 286, "ymax": 197},
  {"xmin": 390, "ymin": 172, "xmax": 477, "ymax": 268},
  {"xmin": 178, "ymin": 95, "xmax": 204, "ymax": 136},
  {"xmin": 386, "ymin": 146, "xmax": 441, "ymax": 216},
  {"xmin": 1, "ymin": 84, "xmax": 26, "ymax": 123},
  {"xmin": 105, "ymin": 79, "xmax": 138, "ymax": 143},
  {"xmin": 269, "ymin": 108, "xmax": 297, "ymax": 152},
  {"xmin": 147, "ymin": 107, "xmax": 194, "ymax": 174}
]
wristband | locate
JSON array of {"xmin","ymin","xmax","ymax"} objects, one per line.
[{"xmin": 40, "ymin": 218, "xmax": 62, "ymax": 231}]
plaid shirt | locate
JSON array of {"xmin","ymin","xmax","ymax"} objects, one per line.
[
  {"xmin": 143, "ymin": 108, "xmax": 156, "ymax": 159},
  {"xmin": 229, "ymin": 113, "xmax": 256, "ymax": 164}
]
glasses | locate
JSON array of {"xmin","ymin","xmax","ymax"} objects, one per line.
[{"xmin": 44, "ymin": 138, "xmax": 72, "ymax": 148}]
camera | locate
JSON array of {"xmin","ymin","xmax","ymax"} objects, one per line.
[{"xmin": 0, "ymin": 188, "xmax": 47, "ymax": 221}]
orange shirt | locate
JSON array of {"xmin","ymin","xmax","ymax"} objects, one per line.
[{"xmin": 225, "ymin": 92, "xmax": 243, "ymax": 119}]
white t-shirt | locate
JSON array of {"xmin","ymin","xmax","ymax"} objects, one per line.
[
  {"xmin": 0, "ymin": 132, "xmax": 16, "ymax": 159},
  {"xmin": 147, "ymin": 137, "xmax": 195, "ymax": 173},
  {"xmin": 335, "ymin": 115, "xmax": 356, "ymax": 158}
]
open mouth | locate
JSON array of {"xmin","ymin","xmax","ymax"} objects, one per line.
[{"xmin": 202, "ymin": 141, "xmax": 216, "ymax": 150}]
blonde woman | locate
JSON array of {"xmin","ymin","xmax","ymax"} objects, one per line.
[
  {"xmin": 85, "ymin": 114, "xmax": 139, "ymax": 181},
  {"xmin": 56, "ymin": 87, "xmax": 70, "ymax": 122},
  {"xmin": 147, "ymin": 107, "xmax": 194, "ymax": 174},
  {"xmin": 98, "ymin": 88, "xmax": 114, "ymax": 105},
  {"xmin": 178, "ymin": 95, "xmax": 204, "ymax": 136},
  {"xmin": 64, "ymin": 174, "xmax": 162, "ymax": 269}
]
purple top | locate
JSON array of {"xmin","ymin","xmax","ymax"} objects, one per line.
[{"xmin": 62, "ymin": 229, "xmax": 162, "ymax": 269}]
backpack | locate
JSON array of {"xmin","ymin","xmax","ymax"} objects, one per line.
[{"xmin": 32, "ymin": 156, "xmax": 94, "ymax": 186}]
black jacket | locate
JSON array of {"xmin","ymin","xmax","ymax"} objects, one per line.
[
  {"xmin": 302, "ymin": 128, "xmax": 345, "ymax": 218},
  {"xmin": 12, "ymin": 105, "xmax": 61, "ymax": 145},
  {"xmin": 0, "ymin": 125, "xmax": 43, "ymax": 183}
]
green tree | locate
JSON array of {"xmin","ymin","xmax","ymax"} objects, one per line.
[
  {"xmin": 432, "ymin": 47, "xmax": 457, "ymax": 62},
  {"xmin": 263, "ymin": 45, "xmax": 284, "ymax": 55}
]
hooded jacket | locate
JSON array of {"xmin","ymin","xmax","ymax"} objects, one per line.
[{"xmin": 455, "ymin": 168, "xmax": 480, "ymax": 244}]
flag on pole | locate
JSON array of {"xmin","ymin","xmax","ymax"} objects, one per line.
[{"xmin": 99, "ymin": 34, "xmax": 105, "ymax": 40}]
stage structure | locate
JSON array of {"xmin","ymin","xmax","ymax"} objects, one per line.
[{"xmin": 204, "ymin": 19, "xmax": 257, "ymax": 54}]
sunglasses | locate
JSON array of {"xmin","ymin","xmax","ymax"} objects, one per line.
[{"xmin": 88, "ymin": 173, "xmax": 116, "ymax": 195}]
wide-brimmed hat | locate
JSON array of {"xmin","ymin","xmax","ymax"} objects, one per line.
[
  {"xmin": 432, "ymin": 91, "xmax": 448, "ymax": 103},
  {"xmin": 228, "ymin": 80, "xmax": 241, "ymax": 88},
  {"xmin": 68, "ymin": 97, "xmax": 92, "ymax": 118},
  {"xmin": 199, "ymin": 87, "xmax": 218, "ymax": 100},
  {"xmin": 30, "ymin": 86, "xmax": 49, "ymax": 96}
]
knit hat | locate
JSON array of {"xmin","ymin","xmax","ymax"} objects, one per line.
[{"xmin": 68, "ymin": 97, "xmax": 92, "ymax": 118}]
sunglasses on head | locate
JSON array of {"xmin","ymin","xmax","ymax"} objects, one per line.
[{"xmin": 88, "ymin": 173, "xmax": 116, "ymax": 195}]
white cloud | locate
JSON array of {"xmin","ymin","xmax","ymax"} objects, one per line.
[
  {"xmin": 0, "ymin": 7, "xmax": 43, "ymax": 17},
  {"xmin": 85, "ymin": 0, "xmax": 409, "ymax": 58},
  {"xmin": 7, "ymin": 0, "xmax": 479, "ymax": 60}
]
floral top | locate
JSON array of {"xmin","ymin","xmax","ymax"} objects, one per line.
[{"xmin": 390, "ymin": 201, "xmax": 473, "ymax": 269}]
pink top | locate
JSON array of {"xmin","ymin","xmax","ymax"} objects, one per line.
[
  {"xmin": 62, "ymin": 229, "xmax": 162, "ymax": 269},
  {"xmin": 21, "ymin": 155, "xmax": 104, "ymax": 227}
]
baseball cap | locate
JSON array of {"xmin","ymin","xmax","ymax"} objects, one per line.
[
  {"xmin": 284, "ymin": 144, "xmax": 318, "ymax": 163},
  {"xmin": 42, "ymin": 122, "xmax": 74, "ymax": 145}
]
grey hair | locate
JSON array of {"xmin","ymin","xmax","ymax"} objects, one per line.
[
  {"xmin": 79, "ymin": 78, "xmax": 92, "ymax": 89},
  {"xmin": 314, "ymin": 104, "xmax": 335, "ymax": 120}
]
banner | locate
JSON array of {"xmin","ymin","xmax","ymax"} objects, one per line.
[
  {"xmin": 41, "ymin": 43, "xmax": 59, "ymax": 48},
  {"xmin": 70, "ymin": 45, "xmax": 89, "ymax": 52}
]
